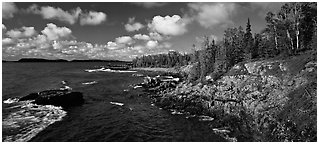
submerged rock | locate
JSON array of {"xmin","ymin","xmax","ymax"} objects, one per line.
[{"xmin": 19, "ymin": 90, "xmax": 84, "ymax": 108}]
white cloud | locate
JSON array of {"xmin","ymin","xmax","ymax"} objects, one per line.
[
  {"xmin": 148, "ymin": 15, "xmax": 189, "ymax": 36},
  {"xmin": 124, "ymin": 17, "xmax": 144, "ymax": 32},
  {"xmin": 41, "ymin": 23, "xmax": 72, "ymax": 41},
  {"xmin": 80, "ymin": 11, "xmax": 107, "ymax": 25},
  {"xmin": 1, "ymin": 24, "xmax": 110, "ymax": 60},
  {"xmin": 188, "ymin": 3, "xmax": 235, "ymax": 28},
  {"xmin": 107, "ymin": 41, "xmax": 119, "ymax": 50},
  {"xmin": 149, "ymin": 32, "xmax": 164, "ymax": 41},
  {"xmin": 26, "ymin": 5, "xmax": 106, "ymax": 25},
  {"xmin": 6, "ymin": 27, "xmax": 37, "ymax": 38},
  {"xmin": 146, "ymin": 40, "xmax": 158, "ymax": 48},
  {"xmin": 133, "ymin": 34, "xmax": 150, "ymax": 41},
  {"xmin": 2, "ymin": 2, "xmax": 18, "ymax": 19},
  {"xmin": 115, "ymin": 36, "xmax": 133, "ymax": 44},
  {"xmin": 2, "ymin": 24, "xmax": 173, "ymax": 61},
  {"xmin": 130, "ymin": 45, "xmax": 145, "ymax": 53},
  {"xmin": 29, "ymin": 5, "xmax": 81, "ymax": 25},
  {"xmin": 2, "ymin": 38, "xmax": 14, "ymax": 45},
  {"xmin": 2, "ymin": 24, "xmax": 6, "ymax": 30},
  {"xmin": 133, "ymin": 2, "xmax": 166, "ymax": 8}
]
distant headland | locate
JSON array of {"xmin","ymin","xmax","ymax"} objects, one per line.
[{"xmin": 2, "ymin": 58, "xmax": 130, "ymax": 63}]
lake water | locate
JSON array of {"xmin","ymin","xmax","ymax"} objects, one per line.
[{"xmin": 2, "ymin": 62, "xmax": 225, "ymax": 142}]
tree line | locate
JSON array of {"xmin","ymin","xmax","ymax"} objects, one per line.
[{"xmin": 132, "ymin": 2, "xmax": 317, "ymax": 82}]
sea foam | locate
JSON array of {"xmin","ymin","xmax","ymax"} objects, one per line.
[
  {"xmin": 2, "ymin": 99, "xmax": 67, "ymax": 142},
  {"xmin": 85, "ymin": 68, "xmax": 137, "ymax": 73}
]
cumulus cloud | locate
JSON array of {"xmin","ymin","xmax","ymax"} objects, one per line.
[
  {"xmin": 149, "ymin": 32, "xmax": 164, "ymax": 41},
  {"xmin": 41, "ymin": 23, "xmax": 72, "ymax": 41},
  {"xmin": 2, "ymin": 24, "xmax": 108, "ymax": 60},
  {"xmin": 2, "ymin": 38, "xmax": 14, "ymax": 45},
  {"xmin": 146, "ymin": 40, "xmax": 158, "ymax": 49},
  {"xmin": 2, "ymin": 35, "xmax": 110, "ymax": 60},
  {"xmin": 26, "ymin": 5, "xmax": 106, "ymax": 25},
  {"xmin": 133, "ymin": 2, "xmax": 166, "ymax": 8},
  {"xmin": 188, "ymin": 3, "xmax": 235, "ymax": 28},
  {"xmin": 107, "ymin": 41, "xmax": 119, "ymax": 50},
  {"xmin": 130, "ymin": 45, "xmax": 145, "ymax": 53},
  {"xmin": 124, "ymin": 17, "xmax": 144, "ymax": 32},
  {"xmin": 6, "ymin": 27, "xmax": 37, "ymax": 38},
  {"xmin": 115, "ymin": 36, "xmax": 133, "ymax": 44},
  {"xmin": 80, "ymin": 11, "xmax": 107, "ymax": 25},
  {"xmin": 2, "ymin": 2, "xmax": 18, "ymax": 19},
  {"xmin": 148, "ymin": 15, "xmax": 189, "ymax": 36},
  {"xmin": 133, "ymin": 34, "xmax": 150, "ymax": 41},
  {"xmin": 2, "ymin": 23, "xmax": 172, "ymax": 61},
  {"xmin": 27, "ymin": 5, "xmax": 81, "ymax": 25},
  {"xmin": 2, "ymin": 24, "xmax": 6, "ymax": 30}
]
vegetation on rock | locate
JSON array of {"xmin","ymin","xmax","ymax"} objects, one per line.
[{"xmin": 132, "ymin": 2, "xmax": 317, "ymax": 142}]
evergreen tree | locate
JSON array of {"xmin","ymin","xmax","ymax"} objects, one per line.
[{"xmin": 244, "ymin": 18, "xmax": 255, "ymax": 60}]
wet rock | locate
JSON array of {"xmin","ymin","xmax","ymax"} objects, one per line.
[
  {"xmin": 19, "ymin": 93, "xmax": 39, "ymax": 101},
  {"xmin": 19, "ymin": 90, "xmax": 84, "ymax": 108}
]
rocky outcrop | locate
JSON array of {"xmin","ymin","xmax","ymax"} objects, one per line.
[
  {"xmin": 19, "ymin": 90, "xmax": 84, "ymax": 108},
  {"xmin": 136, "ymin": 75, "xmax": 181, "ymax": 91},
  {"xmin": 146, "ymin": 52, "xmax": 317, "ymax": 142}
]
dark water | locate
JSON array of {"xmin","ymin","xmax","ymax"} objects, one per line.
[{"xmin": 2, "ymin": 62, "xmax": 226, "ymax": 142}]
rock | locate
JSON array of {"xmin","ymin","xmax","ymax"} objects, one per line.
[
  {"xmin": 19, "ymin": 92, "xmax": 39, "ymax": 101},
  {"xmin": 19, "ymin": 89, "xmax": 84, "ymax": 108},
  {"xmin": 156, "ymin": 97, "xmax": 172, "ymax": 108}
]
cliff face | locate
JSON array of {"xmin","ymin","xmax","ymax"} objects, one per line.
[{"xmin": 153, "ymin": 52, "xmax": 316, "ymax": 141}]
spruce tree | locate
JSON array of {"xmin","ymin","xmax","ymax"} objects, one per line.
[{"xmin": 244, "ymin": 18, "xmax": 254, "ymax": 60}]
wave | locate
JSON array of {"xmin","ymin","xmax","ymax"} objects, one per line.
[
  {"xmin": 2, "ymin": 99, "xmax": 67, "ymax": 142},
  {"xmin": 82, "ymin": 81, "xmax": 98, "ymax": 85},
  {"xmin": 3, "ymin": 98, "xmax": 19, "ymax": 104},
  {"xmin": 85, "ymin": 68, "xmax": 137, "ymax": 73},
  {"xmin": 110, "ymin": 102, "xmax": 124, "ymax": 106},
  {"xmin": 198, "ymin": 115, "xmax": 214, "ymax": 121},
  {"xmin": 170, "ymin": 109, "xmax": 184, "ymax": 115}
]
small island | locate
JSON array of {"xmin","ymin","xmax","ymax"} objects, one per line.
[{"xmin": 17, "ymin": 58, "xmax": 68, "ymax": 62}]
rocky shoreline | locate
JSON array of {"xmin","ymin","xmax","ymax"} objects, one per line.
[{"xmin": 136, "ymin": 52, "xmax": 317, "ymax": 142}]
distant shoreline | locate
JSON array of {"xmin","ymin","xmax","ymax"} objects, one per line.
[
  {"xmin": 131, "ymin": 67, "xmax": 179, "ymax": 73},
  {"xmin": 2, "ymin": 58, "xmax": 131, "ymax": 63}
]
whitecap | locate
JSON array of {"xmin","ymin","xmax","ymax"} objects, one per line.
[
  {"xmin": 3, "ymin": 98, "xmax": 19, "ymax": 104},
  {"xmin": 60, "ymin": 86, "xmax": 72, "ymax": 90},
  {"xmin": 171, "ymin": 109, "xmax": 183, "ymax": 115},
  {"xmin": 198, "ymin": 115, "xmax": 214, "ymax": 121},
  {"xmin": 85, "ymin": 68, "xmax": 105, "ymax": 72},
  {"xmin": 82, "ymin": 81, "xmax": 98, "ymax": 85},
  {"xmin": 133, "ymin": 85, "xmax": 143, "ymax": 89},
  {"xmin": 110, "ymin": 102, "xmax": 124, "ymax": 106},
  {"xmin": 85, "ymin": 68, "xmax": 136, "ymax": 73},
  {"xmin": 185, "ymin": 115, "xmax": 196, "ymax": 119}
]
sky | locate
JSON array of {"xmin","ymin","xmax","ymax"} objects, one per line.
[{"xmin": 2, "ymin": 2, "xmax": 284, "ymax": 61}]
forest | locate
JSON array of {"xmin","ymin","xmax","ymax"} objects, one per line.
[{"xmin": 132, "ymin": 2, "xmax": 317, "ymax": 82}]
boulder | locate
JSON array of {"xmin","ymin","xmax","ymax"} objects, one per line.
[{"xmin": 19, "ymin": 89, "xmax": 84, "ymax": 108}]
